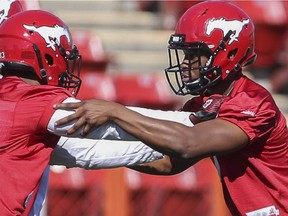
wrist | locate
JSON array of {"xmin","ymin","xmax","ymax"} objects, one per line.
[{"xmin": 109, "ymin": 102, "xmax": 127, "ymax": 121}]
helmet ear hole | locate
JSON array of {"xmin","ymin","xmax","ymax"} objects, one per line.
[
  {"xmin": 45, "ymin": 54, "xmax": 53, "ymax": 65},
  {"xmin": 228, "ymin": 49, "xmax": 238, "ymax": 60}
]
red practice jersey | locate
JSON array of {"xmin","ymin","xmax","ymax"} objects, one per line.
[
  {"xmin": 0, "ymin": 76, "xmax": 71, "ymax": 215},
  {"xmin": 182, "ymin": 76, "xmax": 288, "ymax": 216}
]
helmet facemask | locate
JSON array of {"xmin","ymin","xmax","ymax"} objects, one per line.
[
  {"xmin": 165, "ymin": 34, "xmax": 222, "ymax": 96},
  {"xmin": 58, "ymin": 44, "xmax": 82, "ymax": 96}
]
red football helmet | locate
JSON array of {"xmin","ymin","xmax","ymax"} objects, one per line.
[
  {"xmin": 0, "ymin": 10, "xmax": 82, "ymax": 95},
  {"xmin": 0, "ymin": 0, "xmax": 23, "ymax": 25},
  {"xmin": 165, "ymin": 1, "xmax": 257, "ymax": 95}
]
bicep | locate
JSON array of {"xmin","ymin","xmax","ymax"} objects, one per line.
[{"xmin": 186, "ymin": 118, "xmax": 249, "ymax": 158}]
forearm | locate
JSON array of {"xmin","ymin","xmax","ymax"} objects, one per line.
[
  {"xmin": 129, "ymin": 155, "xmax": 199, "ymax": 175},
  {"xmin": 49, "ymin": 98, "xmax": 193, "ymax": 141},
  {"xmin": 129, "ymin": 157, "xmax": 174, "ymax": 175},
  {"xmin": 111, "ymin": 104, "xmax": 195, "ymax": 157}
]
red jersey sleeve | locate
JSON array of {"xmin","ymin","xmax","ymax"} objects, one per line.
[
  {"xmin": 37, "ymin": 88, "xmax": 71, "ymax": 132},
  {"xmin": 14, "ymin": 85, "xmax": 72, "ymax": 148},
  {"xmin": 218, "ymin": 91, "xmax": 278, "ymax": 144}
]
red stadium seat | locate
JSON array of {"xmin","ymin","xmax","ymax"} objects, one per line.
[
  {"xmin": 77, "ymin": 72, "xmax": 117, "ymax": 101},
  {"xmin": 48, "ymin": 167, "xmax": 105, "ymax": 216},
  {"xmin": 126, "ymin": 159, "xmax": 227, "ymax": 216},
  {"xmin": 71, "ymin": 29, "xmax": 112, "ymax": 73},
  {"xmin": 112, "ymin": 73, "xmax": 182, "ymax": 110}
]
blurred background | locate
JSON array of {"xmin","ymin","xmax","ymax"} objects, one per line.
[{"xmin": 20, "ymin": 1, "xmax": 288, "ymax": 216}]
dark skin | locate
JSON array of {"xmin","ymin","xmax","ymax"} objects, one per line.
[{"xmin": 54, "ymin": 56, "xmax": 249, "ymax": 175}]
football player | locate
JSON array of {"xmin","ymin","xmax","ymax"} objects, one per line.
[{"xmin": 55, "ymin": 1, "xmax": 288, "ymax": 215}]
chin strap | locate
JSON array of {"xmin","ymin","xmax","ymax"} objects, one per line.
[
  {"xmin": 213, "ymin": 30, "xmax": 233, "ymax": 56},
  {"xmin": 33, "ymin": 44, "xmax": 48, "ymax": 84}
]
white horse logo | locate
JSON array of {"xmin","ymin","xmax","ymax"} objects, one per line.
[
  {"xmin": 206, "ymin": 18, "xmax": 250, "ymax": 45},
  {"xmin": 0, "ymin": 0, "xmax": 16, "ymax": 24},
  {"xmin": 23, "ymin": 24, "xmax": 71, "ymax": 51}
]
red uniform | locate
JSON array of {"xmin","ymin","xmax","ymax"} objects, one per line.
[
  {"xmin": 0, "ymin": 76, "xmax": 70, "ymax": 215},
  {"xmin": 182, "ymin": 76, "xmax": 288, "ymax": 215}
]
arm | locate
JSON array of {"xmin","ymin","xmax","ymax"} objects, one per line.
[
  {"xmin": 48, "ymin": 97, "xmax": 137, "ymax": 140},
  {"xmin": 129, "ymin": 155, "xmax": 200, "ymax": 175},
  {"xmin": 50, "ymin": 97, "xmax": 193, "ymax": 139},
  {"xmin": 50, "ymin": 137, "xmax": 163, "ymax": 169},
  {"xmin": 54, "ymin": 99, "xmax": 249, "ymax": 160},
  {"xmin": 107, "ymin": 103, "xmax": 249, "ymax": 159},
  {"xmin": 49, "ymin": 98, "xmax": 164, "ymax": 169}
]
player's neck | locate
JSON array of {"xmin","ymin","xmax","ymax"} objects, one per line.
[
  {"xmin": 20, "ymin": 77, "xmax": 41, "ymax": 85},
  {"xmin": 5, "ymin": 70, "xmax": 42, "ymax": 85}
]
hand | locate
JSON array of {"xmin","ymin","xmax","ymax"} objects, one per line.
[{"xmin": 54, "ymin": 99, "xmax": 117, "ymax": 136}]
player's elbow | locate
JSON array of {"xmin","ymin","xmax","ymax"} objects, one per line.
[{"xmin": 169, "ymin": 137, "xmax": 202, "ymax": 160}]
